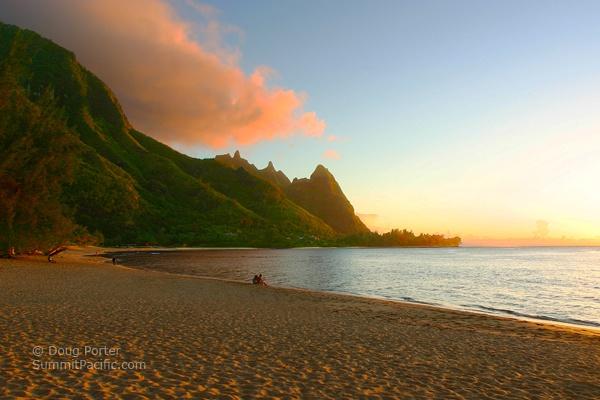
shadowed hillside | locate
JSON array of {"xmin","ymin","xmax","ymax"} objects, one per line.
[{"xmin": 285, "ymin": 165, "xmax": 370, "ymax": 235}]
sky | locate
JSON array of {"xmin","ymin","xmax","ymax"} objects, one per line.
[{"xmin": 2, "ymin": 0, "xmax": 600, "ymax": 244}]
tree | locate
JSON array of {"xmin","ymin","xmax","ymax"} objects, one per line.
[{"xmin": 0, "ymin": 84, "xmax": 80, "ymax": 255}]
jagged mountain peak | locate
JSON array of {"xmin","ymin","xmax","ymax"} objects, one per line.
[
  {"xmin": 285, "ymin": 164, "xmax": 369, "ymax": 235},
  {"xmin": 215, "ymin": 151, "xmax": 291, "ymax": 188},
  {"xmin": 311, "ymin": 164, "xmax": 334, "ymax": 179}
]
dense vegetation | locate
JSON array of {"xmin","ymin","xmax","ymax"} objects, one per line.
[
  {"xmin": 0, "ymin": 86, "xmax": 80, "ymax": 254},
  {"xmin": 338, "ymin": 229, "xmax": 462, "ymax": 247},
  {"xmin": 0, "ymin": 22, "xmax": 460, "ymax": 255}
]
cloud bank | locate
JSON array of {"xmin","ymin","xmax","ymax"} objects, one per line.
[{"xmin": 0, "ymin": 0, "xmax": 325, "ymax": 148}]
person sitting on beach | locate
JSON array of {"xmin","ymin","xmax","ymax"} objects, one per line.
[
  {"xmin": 252, "ymin": 274, "xmax": 267, "ymax": 286},
  {"xmin": 258, "ymin": 274, "xmax": 267, "ymax": 286}
]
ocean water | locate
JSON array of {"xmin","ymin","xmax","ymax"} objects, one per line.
[{"xmin": 111, "ymin": 247, "xmax": 600, "ymax": 328}]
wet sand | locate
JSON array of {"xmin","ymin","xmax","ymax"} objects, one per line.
[{"xmin": 1, "ymin": 249, "xmax": 599, "ymax": 399}]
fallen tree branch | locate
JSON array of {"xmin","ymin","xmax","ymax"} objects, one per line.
[{"xmin": 47, "ymin": 245, "xmax": 67, "ymax": 263}]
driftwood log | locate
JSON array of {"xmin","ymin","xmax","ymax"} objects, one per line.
[{"xmin": 47, "ymin": 246, "xmax": 67, "ymax": 262}]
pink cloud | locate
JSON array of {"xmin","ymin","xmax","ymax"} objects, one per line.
[
  {"xmin": 0, "ymin": 0, "xmax": 325, "ymax": 148},
  {"xmin": 327, "ymin": 135, "xmax": 339, "ymax": 142},
  {"xmin": 323, "ymin": 149, "xmax": 341, "ymax": 160}
]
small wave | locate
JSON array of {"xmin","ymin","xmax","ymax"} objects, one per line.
[
  {"xmin": 461, "ymin": 304, "xmax": 600, "ymax": 328},
  {"xmin": 398, "ymin": 297, "xmax": 437, "ymax": 306}
]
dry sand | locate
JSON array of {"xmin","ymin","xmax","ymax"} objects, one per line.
[{"xmin": 1, "ymin": 249, "xmax": 599, "ymax": 399}]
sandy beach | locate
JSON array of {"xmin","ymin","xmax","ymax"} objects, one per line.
[{"xmin": 1, "ymin": 250, "xmax": 599, "ymax": 399}]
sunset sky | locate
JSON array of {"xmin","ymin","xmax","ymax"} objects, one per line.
[{"xmin": 2, "ymin": 0, "xmax": 600, "ymax": 244}]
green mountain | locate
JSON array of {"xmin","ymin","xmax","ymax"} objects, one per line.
[
  {"xmin": 0, "ymin": 22, "xmax": 460, "ymax": 253},
  {"xmin": 214, "ymin": 152, "xmax": 369, "ymax": 235},
  {"xmin": 285, "ymin": 165, "xmax": 370, "ymax": 235},
  {"xmin": 0, "ymin": 22, "xmax": 336, "ymax": 251}
]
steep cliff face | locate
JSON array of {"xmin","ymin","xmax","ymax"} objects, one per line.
[
  {"xmin": 285, "ymin": 165, "xmax": 370, "ymax": 235},
  {"xmin": 261, "ymin": 161, "xmax": 292, "ymax": 188}
]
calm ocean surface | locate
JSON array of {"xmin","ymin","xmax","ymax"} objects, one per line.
[{"xmin": 111, "ymin": 247, "xmax": 600, "ymax": 328}]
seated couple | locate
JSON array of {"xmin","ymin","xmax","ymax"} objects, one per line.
[{"xmin": 252, "ymin": 274, "xmax": 267, "ymax": 286}]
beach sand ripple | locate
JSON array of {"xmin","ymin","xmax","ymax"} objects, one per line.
[{"xmin": 1, "ymin": 254, "xmax": 599, "ymax": 399}]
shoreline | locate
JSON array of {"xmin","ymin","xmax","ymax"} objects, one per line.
[
  {"xmin": 2, "ymin": 248, "xmax": 600, "ymax": 398},
  {"xmin": 6, "ymin": 248, "xmax": 600, "ymax": 339},
  {"xmin": 100, "ymin": 244, "xmax": 600, "ymax": 250},
  {"xmin": 103, "ymin": 246, "xmax": 600, "ymax": 332},
  {"xmin": 6, "ymin": 248, "xmax": 600, "ymax": 341}
]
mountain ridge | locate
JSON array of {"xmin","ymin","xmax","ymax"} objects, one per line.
[
  {"xmin": 286, "ymin": 164, "xmax": 370, "ymax": 235},
  {"xmin": 215, "ymin": 151, "xmax": 292, "ymax": 188},
  {"xmin": 0, "ymin": 21, "xmax": 338, "ymax": 249},
  {"xmin": 0, "ymin": 21, "xmax": 461, "ymax": 253}
]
